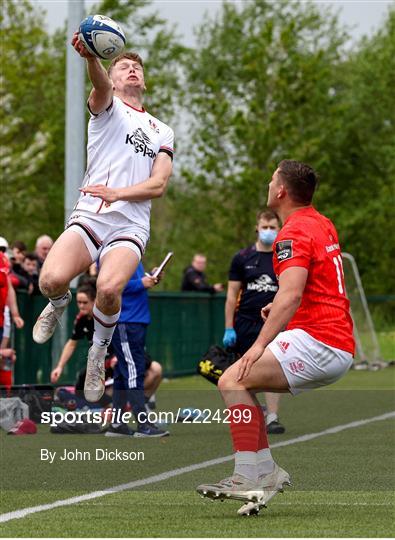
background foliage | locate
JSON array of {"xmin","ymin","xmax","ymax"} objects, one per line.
[{"xmin": 1, "ymin": 0, "xmax": 394, "ymax": 294}]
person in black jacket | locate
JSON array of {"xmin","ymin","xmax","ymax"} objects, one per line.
[
  {"xmin": 223, "ymin": 209, "xmax": 285, "ymax": 434},
  {"xmin": 181, "ymin": 254, "xmax": 223, "ymax": 293},
  {"xmin": 10, "ymin": 252, "xmax": 40, "ymax": 295}
]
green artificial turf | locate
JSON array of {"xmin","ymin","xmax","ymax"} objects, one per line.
[{"xmin": 0, "ymin": 370, "xmax": 394, "ymax": 537}]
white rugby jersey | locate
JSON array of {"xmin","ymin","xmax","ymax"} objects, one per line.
[{"xmin": 74, "ymin": 96, "xmax": 174, "ymax": 231}]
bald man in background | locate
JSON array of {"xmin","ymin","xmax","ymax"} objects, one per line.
[{"xmin": 35, "ymin": 235, "xmax": 54, "ymax": 271}]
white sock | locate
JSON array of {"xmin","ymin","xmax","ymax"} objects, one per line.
[
  {"xmin": 233, "ymin": 451, "xmax": 258, "ymax": 482},
  {"xmin": 257, "ymin": 448, "xmax": 275, "ymax": 476},
  {"xmin": 266, "ymin": 413, "xmax": 278, "ymax": 425},
  {"xmin": 92, "ymin": 304, "xmax": 120, "ymax": 348},
  {"xmin": 50, "ymin": 291, "xmax": 71, "ymax": 308}
]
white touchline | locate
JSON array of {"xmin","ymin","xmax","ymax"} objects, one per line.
[
  {"xmin": 1, "ymin": 411, "xmax": 394, "ymax": 524},
  {"xmin": 272, "ymin": 502, "xmax": 394, "ymax": 507}
]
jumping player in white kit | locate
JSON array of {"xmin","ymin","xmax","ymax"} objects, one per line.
[{"xmin": 33, "ymin": 33, "xmax": 174, "ymax": 402}]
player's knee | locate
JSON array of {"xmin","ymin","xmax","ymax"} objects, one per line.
[
  {"xmin": 218, "ymin": 367, "xmax": 246, "ymax": 393},
  {"xmin": 218, "ymin": 370, "xmax": 234, "ymax": 392},
  {"xmin": 39, "ymin": 272, "xmax": 65, "ymax": 297},
  {"xmin": 96, "ymin": 282, "xmax": 120, "ymax": 309}
]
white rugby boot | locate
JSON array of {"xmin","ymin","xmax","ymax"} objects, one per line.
[
  {"xmin": 84, "ymin": 345, "xmax": 106, "ymax": 402},
  {"xmin": 237, "ymin": 463, "xmax": 291, "ymax": 516},
  {"xmin": 197, "ymin": 474, "xmax": 262, "ymax": 502},
  {"xmin": 33, "ymin": 291, "xmax": 72, "ymax": 344}
]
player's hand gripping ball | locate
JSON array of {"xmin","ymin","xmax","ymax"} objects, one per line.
[{"xmin": 78, "ymin": 15, "xmax": 126, "ymax": 60}]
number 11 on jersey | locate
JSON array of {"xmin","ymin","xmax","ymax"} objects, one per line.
[{"xmin": 333, "ymin": 255, "xmax": 345, "ymax": 294}]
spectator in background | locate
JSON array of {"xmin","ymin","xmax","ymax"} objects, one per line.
[
  {"xmin": 11, "ymin": 241, "xmax": 27, "ymax": 268},
  {"xmin": 223, "ymin": 209, "xmax": 285, "ymax": 434},
  {"xmin": 0, "ymin": 347, "xmax": 16, "ymax": 394},
  {"xmin": 142, "ymin": 351, "xmax": 162, "ymax": 412},
  {"xmin": 22, "ymin": 253, "xmax": 40, "ymax": 294},
  {"xmin": 34, "ymin": 235, "xmax": 54, "ymax": 271},
  {"xmin": 1, "ymin": 307, "xmax": 11, "ymax": 349},
  {"xmin": 107, "ymin": 261, "xmax": 168, "ymax": 438},
  {"xmin": 0, "ymin": 237, "xmax": 24, "ymax": 390},
  {"xmin": 9, "ymin": 240, "xmax": 27, "ymax": 290},
  {"xmin": 181, "ymin": 254, "xmax": 223, "ymax": 293},
  {"xmin": 77, "ymin": 262, "xmax": 98, "ymax": 289},
  {"xmin": 10, "ymin": 252, "xmax": 40, "ymax": 295},
  {"xmin": 0, "ymin": 238, "xmax": 24, "ymax": 336},
  {"xmin": 2, "ymin": 239, "xmax": 20, "ymax": 346},
  {"xmin": 0, "ymin": 237, "xmax": 9, "ymax": 255}
]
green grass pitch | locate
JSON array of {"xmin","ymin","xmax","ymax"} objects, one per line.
[{"xmin": 0, "ymin": 369, "xmax": 394, "ymax": 537}]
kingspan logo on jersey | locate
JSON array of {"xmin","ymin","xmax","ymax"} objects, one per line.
[
  {"xmin": 247, "ymin": 275, "xmax": 278, "ymax": 293},
  {"xmin": 125, "ymin": 128, "xmax": 157, "ymax": 158}
]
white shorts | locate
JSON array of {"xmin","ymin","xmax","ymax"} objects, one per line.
[
  {"xmin": 267, "ymin": 329, "xmax": 353, "ymax": 395},
  {"xmin": 65, "ymin": 210, "xmax": 149, "ymax": 263}
]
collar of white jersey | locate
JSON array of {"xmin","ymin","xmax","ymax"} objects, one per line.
[{"xmin": 121, "ymin": 99, "xmax": 146, "ymax": 113}]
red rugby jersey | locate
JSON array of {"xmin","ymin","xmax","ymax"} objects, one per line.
[{"xmin": 273, "ymin": 206, "xmax": 355, "ymax": 354}]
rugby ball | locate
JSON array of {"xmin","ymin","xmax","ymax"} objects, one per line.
[{"xmin": 78, "ymin": 15, "xmax": 126, "ymax": 60}]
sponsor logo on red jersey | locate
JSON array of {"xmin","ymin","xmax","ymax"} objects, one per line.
[{"xmin": 275, "ymin": 240, "xmax": 293, "ymax": 261}]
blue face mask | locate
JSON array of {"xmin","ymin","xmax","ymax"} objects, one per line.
[{"xmin": 259, "ymin": 229, "xmax": 277, "ymax": 245}]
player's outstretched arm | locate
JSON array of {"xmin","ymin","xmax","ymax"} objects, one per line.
[
  {"xmin": 80, "ymin": 152, "xmax": 173, "ymax": 203},
  {"xmin": 71, "ymin": 31, "xmax": 113, "ymax": 114}
]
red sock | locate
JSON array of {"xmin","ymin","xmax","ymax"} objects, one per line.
[
  {"xmin": 257, "ymin": 403, "xmax": 269, "ymax": 450},
  {"xmin": 229, "ymin": 404, "xmax": 261, "ymax": 452}
]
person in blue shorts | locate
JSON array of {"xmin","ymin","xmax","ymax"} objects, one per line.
[{"xmin": 106, "ymin": 262, "xmax": 168, "ymax": 438}]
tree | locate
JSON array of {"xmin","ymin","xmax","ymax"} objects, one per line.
[
  {"xmin": 0, "ymin": 0, "xmax": 60, "ymax": 243},
  {"xmin": 169, "ymin": 0, "xmax": 394, "ymax": 294},
  {"xmin": 321, "ymin": 6, "xmax": 395, "ymax": 295},
  {"xmin": 0, "ymin": 0, "xmax": 188, "ymax": 249},
  {"xmin": 172, "ymin": 0, "xmax": 348, "ymax": 287}
]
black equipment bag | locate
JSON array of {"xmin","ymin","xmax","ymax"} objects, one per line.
[
  {"xmin": 50, "ymin": 415, "xmax": 106, "ymax": 434},
  {"xmin": 197, "ymin": 345, "xmax": 239, "ymax": 385},
  {"xmin": 6, "ymin": 385, "xmax": 54, "ymax": 423}
]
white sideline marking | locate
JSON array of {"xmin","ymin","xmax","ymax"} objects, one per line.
[
  {"xmin": 1, "ymin": 411, "xmax": 394, "ymax": 524},
  {"xmin": 273, "ymin": 502, "xmax": 393, "ymax": 507}
]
